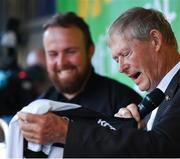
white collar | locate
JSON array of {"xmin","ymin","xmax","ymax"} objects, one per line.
[{"xmin": 157, "ymin": 61, "xmax": 180, "ymax": 93}]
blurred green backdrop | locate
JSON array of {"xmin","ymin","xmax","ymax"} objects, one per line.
[{"xmin": 55, "ymin": 0, "xmax": 180, "ymax": 94}]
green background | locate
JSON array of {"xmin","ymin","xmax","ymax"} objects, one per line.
[{"xmin": 55, "ymin": 0, "xmax": 180, "ymax": 95}]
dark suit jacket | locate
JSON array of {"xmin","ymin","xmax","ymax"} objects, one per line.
[{"xmin": 64, "ymin": 69, "xmax": 180, "ymax": 158}]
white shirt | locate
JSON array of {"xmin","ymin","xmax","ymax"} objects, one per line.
[{"xmin": 147, "ymin": 61, "xmax": 180, "ymax": 131}]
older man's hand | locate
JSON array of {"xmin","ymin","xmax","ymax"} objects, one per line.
[
  {"xmin": 18, "ymin": 112, "xmax": 68, "ymax": 144},
  {"xmin": 114, "ymin": 103, "xmax": 145, "ymax": 129}
]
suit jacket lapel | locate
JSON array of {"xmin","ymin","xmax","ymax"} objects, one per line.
[{"xmin": 152, "ymin": 69, "xmax": 180, "ymax": 128}]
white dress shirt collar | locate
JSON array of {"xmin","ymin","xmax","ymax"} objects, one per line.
[{"xmin": 157, "ymin": 61, "xmax": 180, "ymax": 93}]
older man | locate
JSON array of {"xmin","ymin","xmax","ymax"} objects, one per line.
[{"xmin": 60, "ymin": 7, "xmax": 180, "ymax": 157}]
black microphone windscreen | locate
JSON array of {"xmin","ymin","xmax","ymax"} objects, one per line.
[{"xmin": 138, "ymin": 88, "xmax": 165, "ymax": 119}]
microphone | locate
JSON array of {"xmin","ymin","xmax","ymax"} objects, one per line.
[{"xmin": 138, "ymin": 88, "xmax": 165, "ymax": 119}]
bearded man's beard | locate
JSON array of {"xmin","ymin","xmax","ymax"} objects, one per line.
[{"xmin": 50, "ymin": 67, "xmax": 91, "ymax": 94}]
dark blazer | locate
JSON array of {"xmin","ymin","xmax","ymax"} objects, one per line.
[{"xmin": 64, "ymin": 69, "xmax": 180, "ymax": 158}]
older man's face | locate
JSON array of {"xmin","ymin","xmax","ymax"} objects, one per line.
[{"xmin": 109, "ymin": 34, "xmax": 160, "ymax": 92}]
